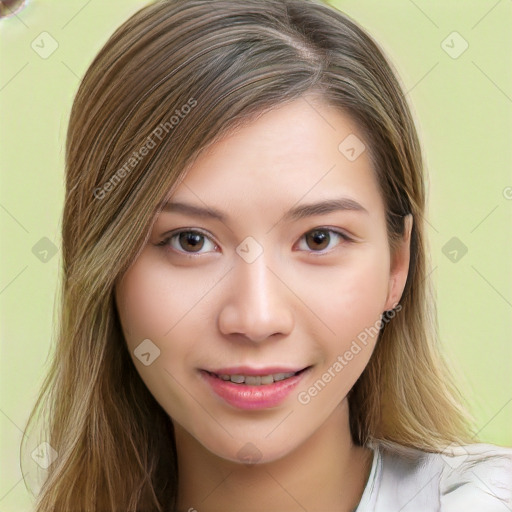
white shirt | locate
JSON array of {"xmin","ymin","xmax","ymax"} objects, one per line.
[{"xmin": 355, "ymin": 442, "xmax": 512, "ymax": 511}]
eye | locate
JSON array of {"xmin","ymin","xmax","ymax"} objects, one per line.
[
  {"xmin": 296, "ymin": 228, "xmax": 352, "ymax": 253},
  {"xmin": 157, "ymin": 230, "xmax": 218, "ymax": 255}
]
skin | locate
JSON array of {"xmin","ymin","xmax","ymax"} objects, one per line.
[{"xmin": 115, "ymin": 95, "xmax": 412, "ymax": 512}]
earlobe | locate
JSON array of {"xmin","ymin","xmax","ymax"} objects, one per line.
[{"xmin": 385, "ymin": 214, "xmax": 413, "ymax": 310}]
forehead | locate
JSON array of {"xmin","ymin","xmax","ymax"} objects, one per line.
[{"xmin": 170, "ymin": 97, "xmax": 384, "ymax": 218}]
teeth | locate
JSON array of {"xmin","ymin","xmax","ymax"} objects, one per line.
[
  {"xmin": 216, "ymin": 371, "xmax": 298, "ymax": 385},
  {"xmin": 260, "ymin": 374, "xmax": 274, "ymax": 385}
]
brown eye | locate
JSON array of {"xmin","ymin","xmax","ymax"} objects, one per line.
[
  {"xmin": 157, "ymin": 230, "xmax": 217, "ymax": 254},
  {"xmin": 178, "ymin": 231, "xmax": 205, "ymax": 252},
  {"xmin": 296, "ymin": 228, "xmax": 351, "ymax": 253},
  {"xmin": 305, "ymin": 230, "xmax": 331, "ymax": 251}
]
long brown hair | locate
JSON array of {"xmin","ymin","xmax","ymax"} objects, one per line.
[{"xmin": 21, "ymin": 0, "xmax": 473, "ymax": 510}]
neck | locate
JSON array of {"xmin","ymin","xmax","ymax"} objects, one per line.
[{"xmin": 174, "ymin": 399, "xmax": 373, "ymax": 512}]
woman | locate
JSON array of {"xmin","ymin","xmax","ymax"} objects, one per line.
[{"xmin": 22, "ymin": 0, "xmax": 512, "ymax": 510}]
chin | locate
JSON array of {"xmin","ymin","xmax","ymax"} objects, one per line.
[{"xmin": 200, "ymin": 433, "xmax": 299, "ymax": 466}]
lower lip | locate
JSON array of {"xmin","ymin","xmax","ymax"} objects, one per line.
[{"xmin": 200, "ymin": 369, "xmax": 308, "ymax": 410}]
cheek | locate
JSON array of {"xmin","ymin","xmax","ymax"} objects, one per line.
[
  {"xmin": 114, "ymin": 254, "xmax": 190, "ymax": 395},
  {"xmin": 294, "ymin": 246, "xmax": 390, "ymax": 398},
  {"xmin": 116, "ymin": 252, "xmax": 206, "ymax": 343},
  {"xmin": 115, "ymin": 252, "xmax": 224, "ymax": 382},
  {"xmin": 115, "ymin": 256, "xmax": 199, "ymax": 418},
  {"xmin": 297, "ymin": 246, "xmax": 391, "ymax": 338},
  {"xmin": 116, "ymin": 276, "xmax": 166, "ymax": 345}
]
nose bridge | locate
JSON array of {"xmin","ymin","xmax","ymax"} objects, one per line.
[
  {"xmin": 234, "ymin": 250, "xmax": 281, "ymax": 320},
  {"xmin": 217, "ymin": 245, "xmax": 294, "ymax": 341}
]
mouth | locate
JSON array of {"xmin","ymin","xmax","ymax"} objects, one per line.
[
  {"xmin": 204, "ymin": 367, "xmax": 309, "ymax": 386},
  {"xmin": 200, "ymin": 366, "xmax": 312, "ymax": 410}
]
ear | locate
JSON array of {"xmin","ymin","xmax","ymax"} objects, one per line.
[{"xmin": 384, "ymin": 214, "xmax": 413, "ymax": 310}]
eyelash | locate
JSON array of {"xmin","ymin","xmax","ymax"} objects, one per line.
[
  {"xmin": 156, "ymin": 229, "xmax": 218, "ymax": 256},
  {"xmin": 155, "ymin": 227, "xmax": 353, "ymax": 256}
]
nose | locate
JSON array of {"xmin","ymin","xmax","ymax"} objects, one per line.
[{"xmin": 217, "ymin": 254, "xmax": 294, "ymax": 343}]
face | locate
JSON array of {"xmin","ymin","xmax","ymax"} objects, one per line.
[{"xmin": 115, "ymin": 96, "xmax": 410, "ymax": 464}]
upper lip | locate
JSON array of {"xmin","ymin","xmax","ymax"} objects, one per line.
[{"xmin": 205, "ymin": 366, "xmax": 309, "ymax": 376}]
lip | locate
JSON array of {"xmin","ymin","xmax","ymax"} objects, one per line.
[{"xmin": 200, "ymin": 367, "xmax": 311, "ymax": 410}]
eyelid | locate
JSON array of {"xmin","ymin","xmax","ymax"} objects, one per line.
[{"xmin": 158, "ymin": 227, "xmax": 216, "ymax": 241}]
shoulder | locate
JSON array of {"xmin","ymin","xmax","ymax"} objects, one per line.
[
  {"xmin": 372, "ymin": 441, "xmax": 512, "ymax": 511},
  {"xmin": 438, "ymin": 443, "xmax": 512, "ymax": 511}
]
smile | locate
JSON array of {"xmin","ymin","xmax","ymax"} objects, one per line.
[
  {"xmin": 200, "ymin": 367, "xmax": 311, "ymax": 410},
  {"xmin": 208, "ymin": 370, "xmax": 301, "ymax": 385}
]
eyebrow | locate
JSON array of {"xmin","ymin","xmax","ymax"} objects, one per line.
[
  {"xmin": 162, "ymin": 201, "xmax": 227, "ymax": 221},
  {"xmin": 161, "ymin": 197, "xmax": 368, "ymax": 223},
  {"xmin": 283, "ymin": 198, "xmax": 368, "ymax": 222}
]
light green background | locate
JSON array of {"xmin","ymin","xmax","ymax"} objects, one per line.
[{"xmin": 1, "ymin": 1, "xmax": 511, "ymax": 510}]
